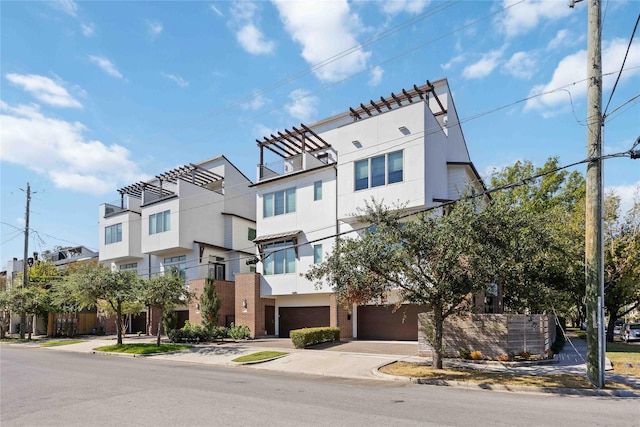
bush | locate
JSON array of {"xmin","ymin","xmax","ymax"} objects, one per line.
[
  {"xmin": 458, "ymin": 348, "xmax": 471, "ymax": 360},
  {"xmin": 290, "ymin": 327, "xmax": 340, "ymax": 349},
  {"xmin": 518, "ymin": 350, "xmax": 531, "ymax": 360},
  {"xmin": 228, "ymin": 323, "xmax": 251, "ymax": 341},
  {"xmin": 168, "ymin": 321, "xmax": 209, "ymax": 343},
  {"xmin": 470, "ymin": 350, "xmax": 483, "ymax": 360},
  {"xmin": 497, "ymin": 354, "xmax": 510, "ymax": 362},
  {"xmin": 208, "ymin": 325, "xmax": 229, "ymax": 341}
]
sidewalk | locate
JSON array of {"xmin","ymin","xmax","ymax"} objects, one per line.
[{"xmin": 14, "ymin": 334, "xmax": 640, "ymax": 396}]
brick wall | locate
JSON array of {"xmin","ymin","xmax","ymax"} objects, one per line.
[
  {"xmin": 188, "ymin": 279, "xmax": 236, "ymax": 327},
  {"xmin": 330, "ymin": 294, "xmax": 353, "ymax": 339},
  {"xmin": 235, "ymin": 273, "xmax": 275, "ymax": 338}
]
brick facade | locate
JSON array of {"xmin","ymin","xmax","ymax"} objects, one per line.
[
  {"xmin": 330, "ymin": 294, "xmax": 353, "ymax": 339},
  {"xmin": 188, "ymin": 279, "xmax": 236, "ymax": 327},
  {"xmin": 235, "ymin": 273, "xmax": 275, "ymax": 338}
]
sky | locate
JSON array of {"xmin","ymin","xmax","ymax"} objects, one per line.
[{"xmin": 1, "ymin": 0, "xmax": 639, "ymax": 268}]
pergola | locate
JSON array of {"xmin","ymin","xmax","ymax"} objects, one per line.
[{"xmin": 256, "ymin": 123, "xmax": 331, "ymax": 164}]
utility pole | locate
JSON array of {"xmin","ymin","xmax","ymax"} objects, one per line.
[
  {"xmin": 20, "ymin": 182, "xmax": 32, "ymax": 340},
  {"xmin": 573, "ymin": 0, "xmax": 605, "ymax": 388}
]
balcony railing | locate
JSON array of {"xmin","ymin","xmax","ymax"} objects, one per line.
[{"xmin": 258, "ymin": 152, "xmax": 334, "ymax": 181}]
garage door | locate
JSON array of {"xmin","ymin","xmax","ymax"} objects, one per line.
[
  {"xmin": 278, "ymin": 306, "xmax": 330, "ymax": 338},
  {"xmin": 357, "ymin": 305, "xmax": 429, "ymax": 341}
]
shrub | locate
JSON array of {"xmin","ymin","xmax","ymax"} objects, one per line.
[
  {"xmin": 497, "ymin": 354, "xmax": 510, "ymax": 362},
  {"xmin": 470, "ymin": 350, "xmax": 483, "ymax": 360},
  {"xmin": 209, "ymin": 326, "xmax": 229, "ymax": 341},
  {"xmin": 290, "ymin": 327, "xmax": 340, "ymax": 349},
  {"xmin": 168, "ymin": 321, "xmax": 209, "ymax": 343},
  {"xmin": 545, "ymin": 348, "xmax": 554, "ymax": 359},
  {"xmin": 458, "ymin": 348, "xmax": 471, "ymax": 359},
  {"xmin": 228, "ymin": 323, "xmax": 251, "ymax": 341},
  {"xmin": 518, "ymin": 350, "xmax": 531, "ymax": 360}
]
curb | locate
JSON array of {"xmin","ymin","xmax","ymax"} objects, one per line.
[{"xmin": 371, "ymin": 361, "xmax": 640, "ymax": 397}]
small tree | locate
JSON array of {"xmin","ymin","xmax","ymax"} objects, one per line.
[
  {"xmin": 0, "ymin": 290, "xmax": 11, "ymax": 339},
  {"xmin": 7, "ymin": 286, "xmax": 49, "ymax": 340},
  {"xmin": 142, "ymin": 269, "xmax": 193, "ymax": 346},
  {"xmin": 71, "ymin": 265, "xmax": 142, "ymax": 345},
  {"xmin": 200, "ymin": 277, "xmax": 221, "ymax": 332}
]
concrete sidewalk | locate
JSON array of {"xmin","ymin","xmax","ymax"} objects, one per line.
[{"xmin": 15, "ymin": 335, "xmax": 640, "ymax": 395}]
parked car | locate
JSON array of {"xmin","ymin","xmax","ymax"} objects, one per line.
[
  {"xmin": 614, "ymin": 319, "xmax": 624, "ymax": 336},
  {"xmin": 621, "ymin": 322, "xmax": 640, "ymax": 342}
]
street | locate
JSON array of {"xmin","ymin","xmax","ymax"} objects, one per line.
[{"xmin": 1, "ymin": 346, "xmax": 636, "ymax": 426}]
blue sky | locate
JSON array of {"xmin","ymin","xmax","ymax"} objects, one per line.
[{"xmin": 1, "ymin": 0, "xmax": 639, "ymax": 267}]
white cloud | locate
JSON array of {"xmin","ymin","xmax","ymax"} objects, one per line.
[
  {"xmin": 462, "ymin": 49, "xmax": 504, "ymax": 79},
  {"xmin": 210, "ymin": 5, "xmax": 224, "ymax": 17},
  {"xmin": 497, "ymin": 0, "xmax": 572, "ymax": 38},
  {"xmin": 503, "ymin": 51, "xmax": 536, "ymax": 79},
  {"xmin": 441, "ymin": 53, "xmax": 465, "ymax": 71},
  {"xmin": 0, "ymin": 102, "xmax": 146, "ymax": 194},
  {"xmin": 241, "ymin": 92, "xmax": 269, "ymax": 110},
  {"xmin": 237, "ymin": 24, "xmax": 275, "ymax": 54},
  {"xmin": 369, "ymin": 66, "xmax": 383, "ymax": 86},
  {"xmin": 5, "ymin": 73, "xmax": 82, "ymax": 108},
  {"xmin": 606, "ymin": 182, "xmax": 639, "ymax": 219},
  {"xmin": 273, "ymin": 0, "xmax": 370, "ymax": 83},
  {"xmin": 546, "ymin": 29, "xmax": 570, "ymax": 51},
  {"xmin": 81, "ymin": 22, "xmax": 95, "ymax": 37},
  {"xmin": 146, "ymin": 20, "xmax": 163, "ymax": 39},
  {"xmin": 525, "ymin": 38, "xmax": 640, "ymax": 114},
  {"xmin": 52, "ymin": 0, "xmax": 78, "ymax": 17},
  {"xmin": 286, "ymin": 89, "xmax": 318, "ymax": 122},
  {"xmin": 230, "ymin": 2, "xmax": 275, "ymax": 55},
  {"xmin": 163, "ymin": 73, "xmax": 189, "ymax": 87},
  {"xmin": 88, "ymin": 55, "xmax": 124, "ymax": 79},
  {"xmin": 382, "ymin": 0, "xmax": 431, "ymax": 15}
]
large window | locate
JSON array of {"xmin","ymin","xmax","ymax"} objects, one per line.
[
  {"xmin": 313, "ymin": 244, "xmax": 323, "ymax": 264},
  {"xmin": 119, "ymin": 262, "xmax": 137, "ymax": 270},
  {"xmin": 149, "ymin": 210, "xmax": 170, "ymax": 235},
  {"xmin": 263, "ymin": 188, "xmax": 296, "ymax": 218},
  {"xmin": 105, "ymin": 223, "xmax": 122, "ymax": 244},
  {"xmin": 164, "ymin": 255, "xmax": 186, "ymax": 279},
  {"xmin": 263, "ymin": 240, "xmax": 296, "ymax": 275},
  {"xmin": 354, "ymin": 150, "xmax": 404, "ymax": 191},
  {"xmin": 313, "ymin": 181, "xmax": 322, "ymax": 201}
]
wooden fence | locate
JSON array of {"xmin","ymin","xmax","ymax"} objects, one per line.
[{"xmin": 418, "ymin": 313, "xmax": 556, "ymax": 359}]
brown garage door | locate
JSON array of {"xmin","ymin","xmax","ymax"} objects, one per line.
[
  {"xmin": 357, "ymin": 305, "xmax": 429, "ymax": 341},
  {"xmin": 279, "ymin": 306, "xmax": 330, "ymax": 338}
]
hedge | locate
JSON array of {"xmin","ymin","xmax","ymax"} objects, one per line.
[{"xmin": 290, "ymin": 327, "xmax": 340, "ymax": 349}]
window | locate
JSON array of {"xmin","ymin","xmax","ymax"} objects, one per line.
[
  {"xmin": 248, "ymin": 228, "xmax": 257, "ymax": 241},
  {"xmin": 263, "ymin": 240, "xmax": 296, "ymax": 275},
  {"xmin": 119, "ymin": 262, "xmax": 137, "ymax": 270},
  {"xmin": 313, "ymin": 244, "xmax": 322, "ymax": 264},
  {"xmin": 263, "ymin": 188, "xmax": 296, "ymax": 218},
  {"xmin": 354, "ymin": 150, "xmax": 404, "ymax": 190},
  {"xmin": 149, "ymin": 210, "xmax": 170, "ymax": 234},
  {"xmin": 313, "ymin": 181, "xmax": 322, "ymax": 201},
  {"xmin": 164, "ymin": 255, "xmax": 186, "ymax": 279},
  {"xmin": 209, "ymin": 263, "xmax": 225, "ymax": 280},
  {"xmin": 105, "ymin": 223, "xmax": 122, "ymax": 244}
]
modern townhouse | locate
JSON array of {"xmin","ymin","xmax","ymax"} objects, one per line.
[
  {"xmin": 236, "ymin": 78, "xmax": 490, "ymax": 340},
  {"xmin": 99, "ymin": 155, "xmax": 256, "ymax": 332}
]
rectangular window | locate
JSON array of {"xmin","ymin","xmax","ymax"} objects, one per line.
[
  {"xmin": 164, "ymin": 255, "xmax": 186, "ymax": 279},
  {"xmin": 388, "ymin": 151, "xmax": 403, "ymax": 184},
  {"xmin": 263, "ymin": 188, "xmax": 296, "ymax": 218},
  {"xmin": 355, "ymin": 159, "xmax": 369, "ymax": 191},
  {"xmin": 313, "ymin": 244, "xmax": 322, "ymax": 264},
  {"xmin": 248, "ymin": 228, "xmax": 257, "ymax": 241},
  {"xmin": 354, "ymin": 150, "xmax": 404, "ymax": 190},
  {"xmin": 105, "ymin": 223, "xmax": 122, "ymax": 244},
  {"xmin": 119, "ymin": 262, "xmax": 137, "ymax": 270},
  {"xmin": 149, "ymin": 210, "xmax": 170, "ymax": 234},
  {"xmin": 313, "ymin": 181, "xmax": 322, "ymax": 201},
  {"xmin": 209, "ymin": 263, "xmax": 225, "ymax": 280},
  {"xmin": 263, "ymin": 240, "xmax": 296, "ymax": 275}
]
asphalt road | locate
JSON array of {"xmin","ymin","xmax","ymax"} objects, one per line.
[{"xmin": 1, "ymin": 346, "xmax": 637, "ymax": 427}]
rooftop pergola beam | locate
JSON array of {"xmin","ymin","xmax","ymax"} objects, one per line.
[
  {"xmin": 413, "ymin": 84, "xmax": 427, "ymax": 101},
  {"xmin": 380, "ymin": 96, "xmax": 392, "ymax": 110},
  {"xmin": 391, "ymin": 92, "xmax": 403, "ymax": 107},
  {"xmin": 402, "ymin": 89, "xmax": 413, "ymax": 103},
  {"xmin": 349, "ymin": 107, "xmax": 361, "ymax": 120},
  {"xmin": 299, "ymin": 124, "xmax": 330, "ymax": 149},
  {"xmin": 359, "ymin": 103, "xmax": 372, "ymax": 117},
  {"xmin": 370, "ymin": 100, "xmax": 382, "ymax": 113}
]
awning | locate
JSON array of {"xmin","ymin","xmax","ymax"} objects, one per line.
[{"xmin": 253, "ymin": 230, "xmax": 302, "ymax": 244}]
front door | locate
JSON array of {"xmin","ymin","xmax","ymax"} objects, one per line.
[{"xmin": 265, "ymin": 306, "xmax": 275, "ymax": 335}]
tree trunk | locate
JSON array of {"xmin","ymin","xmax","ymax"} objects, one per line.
[
  {"xmin": 156, "ymin": 309, "xmax": 163, "ymax": 347},
  {"xmin": 116, "ymin": 302, "xmax": 123, "ymax": 345},
  {"xmin": 433, "ymin": 305, "xmax": 444, "ymax": 369},
  {"xmin": 605, "ymin": 312, "xmax": 617, "ymax": 343}
]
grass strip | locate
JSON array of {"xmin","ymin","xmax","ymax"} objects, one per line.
[
  {"xmin": 94, "ymin": 343, "xmax": 191, "ymax": 355},
  {"xmin": 379, "ymin": 362, "xmax": 635, "ymax": 390},
  {"xmin": 232, "ymin": 351, "xmax": 288, "ymax": 363},
  {"xmin": 40, "ymin": 340, "xmax": 87, "ymax": 347}
]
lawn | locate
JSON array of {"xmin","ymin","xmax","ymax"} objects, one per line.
[
  {"xmin": 94, "ymin": 343, "xmax": 191, "ymax": 355},
  {"xmin": 607, "ymin": 341, "xmax": 640, "ymax": 378},
  {"xmin": 232, "ymin": 351, "xmax": 288, "ymax": 363},
  {"xmin": 40, "ymin": 339, "xmax": 87, "ymax": 347}
]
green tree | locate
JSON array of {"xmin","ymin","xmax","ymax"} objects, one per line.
[
  {"xmin": 71, "ymin": 265, "xmax": 142, "ymax": 345},
  {"xmin": 200, "ymin": 277, "xmax": 221, "ymax": 332},
  {"xmin": 7, "ymin": 286, "xmax": 49, "ymax": 340},
  {"xmin": 603, "ymin": 189, "xmax": 640, "ymax": 341},
  {"xmin": 306, "ymin": 198, "xmax": 527, "ymax": 368},
  {"xmin": 0, "ymin": 290, "xmax": 11, "ymax": 338},
  {"xmin": 142, "ymin": 268, "xmax": 193, "ymax": 346}
]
